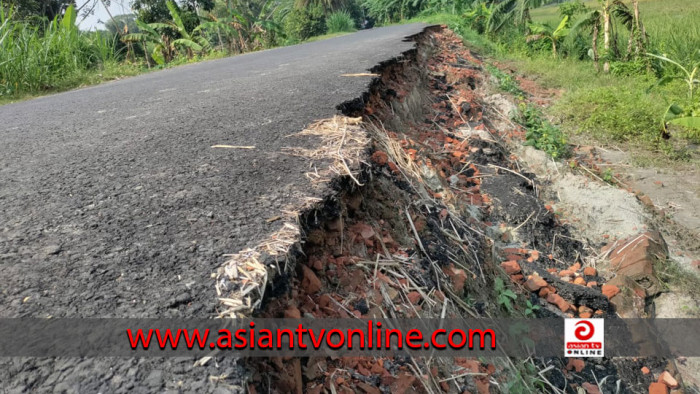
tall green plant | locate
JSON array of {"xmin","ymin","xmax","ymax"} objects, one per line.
[
  {"xmin": 361, "ymin": 0, "xmax": 425, "ymax": 24},
  {"xmin": 526, "ymin": 15, "xmax": 568, "ymax": 57},
  {"xmin": 326, "ymin": 10, "xmax": 355, "ymax": 33},
  {"xmin": 486, "ymin": 0, "xmax": 552, "ymax": 34},
  {"xmin": 123, "ymin": 1, "xmax": 209, "ymax": 65},
  {"xmin": 647, "ymin": 53, "xmax": 700, "ymax": 135},
  {"xmin": 1, "ymin": 4, "xmax": 114, "ymax": 96}
]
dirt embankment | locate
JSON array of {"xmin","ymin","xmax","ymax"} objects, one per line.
[{"xmin": 227, "ymin": 28, "xmax": 686, "ymax": 393}]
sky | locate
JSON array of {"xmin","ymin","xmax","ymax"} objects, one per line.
[{"xmin": 77, "ymin": 0, "xmax": 132, "ymax": 31}]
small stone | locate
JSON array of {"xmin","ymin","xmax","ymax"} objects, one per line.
[
  {"xmin": 578, "ymin": 305, "xmax": 593, "ymax": 315},
  {"xmin": 568, "ymin": 262, "xmax": 582, "ymax": 272},
  {"xmin": 658, "ymin": 371, "xmax": 678, "ymax": 388},
  {"xmin": 573, "ymin": 277, "xmax": 586, "ymax": 285},
  {"xmin": 641, "ymin": 366, "xmax": 650, "ymax": 375},
  {"xmin": 583, "ymin": 267, "xmax": 597, "ymax": 276},
  {"xmin": 43, "ymin": 244, "xmax": 62, "ymax": 255},
  {"xmin": 144, "ymin": 370, "xmax": 163, "ymax": 388},
  {"xmin": 601, "ymin": 284, "xmax": 620, "ymax": 299}
]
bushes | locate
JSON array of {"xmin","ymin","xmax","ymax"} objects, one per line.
[
  {"xmin": 283, "ymin": 5, "xmax": 325, "ymax": 42},
  {"xmin": 0, "ymin": 6, "xmax": 120, "ymax": 96},
  {"xmin": 326, "ymin": 11, "xmax": 356, "ymax": 34},
  {"xmin": 556, "ymin": 84, "xmax": 663, "ymax": 143},
  {"xmin": 518, "ymin": 104, "xmax": 570, "ymax": 159}
]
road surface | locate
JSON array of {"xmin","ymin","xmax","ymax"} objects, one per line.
[{"xmin": 0, "ymin": 23, "xmax": 428, "ymax": 392}]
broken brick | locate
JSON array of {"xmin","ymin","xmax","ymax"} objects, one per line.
[
  {"xmin": 370, "ymin": 151, "xmax": 389, "ymax": 166},
  {"xmin": 546, "ymin": 293, "xmax": 570, "ymax": 312},
  {"xmin": 301, "ymin": 265, "xmax": 322, "ymax": 294},
  {"xmin": 500, "ymin": 260, "xmax": 521, "ymax": 275},
  {"xmin": 601, "ymin": 284, "xmax": 620, "ymax": 299},
  {"xmin": 649, "ymin": 382, "xmax": 669, "ymax": 394},
  {"xmin": 605, "ymin": 231, "xmax": 666, "ymax": 296},
  {"xmin": 406, "ymin": 291, "xmax": 421, "ymax": 305},
  {"xmin": 583, "ymin": 267, "xmax": 597, "ymax": 276},
  {"xmin": 444, "ymin": 266, "xmax": 468, "ymax": 295},
  {"xmin": 566, "ymin": 358, "xmax": 585, "ymax": 373},
  {"xmin": 390, "ymin": 373, "xmax": 417, "ymax": 394},
  {"xmin": 658, "ymin": 371, "xmax": 678, "ymax": 388},
  {"xmin": 559, "ymin": 270, "xmax": 575, "ymax": 277},
  {"xmin": 582, "ymin": 382, "xmax": 601, "ymax": 394},
  {"xmin": 524, "ymin": 275, "xmax": 547, "ymax": 292},
  {"xmin": 284, "ymin": 306, "xmax": 301, "ymax": 319}
]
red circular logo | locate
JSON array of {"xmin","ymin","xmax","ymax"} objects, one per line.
[{"xmin": 574, "ymin": 320, "xmax": 595, "ymax": 340}]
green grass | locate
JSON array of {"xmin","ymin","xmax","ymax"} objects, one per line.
[
  {"xmin": 531, "ymin": 0, "xmax": 700, "ymax": 64},
  {"xmin": 302, "ymin": 31, "xmax": 354, "ymax": 43},
  {"xmin": 433, "ymin": 0, "xmax": 700, "ymax": 157},
  {"xmin": 0, "ymin": 6, "xmax": 131, "ymax": 102}
]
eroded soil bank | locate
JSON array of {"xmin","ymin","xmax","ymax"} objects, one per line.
[{"xmin": 238, "ymin": 28, "xmax": 687, "ymax": 393}]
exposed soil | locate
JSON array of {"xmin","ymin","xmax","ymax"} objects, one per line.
[{"xmin": 239, "ymin": 28, "xmax": 684, "ymax": 394}]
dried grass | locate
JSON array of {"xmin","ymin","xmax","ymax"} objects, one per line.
[
  {"xmin": 216, "ymin": 222, "xmax": 299, "ymax": 318},
  {"xmin": 284, "ymin": 116, "xmax": 369, "ymax": 186}
]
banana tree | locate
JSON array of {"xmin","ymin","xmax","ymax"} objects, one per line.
[
  {"xmin": 485, "ymin": 0, "xmax": 552, "ymax": 34},
  {"xmin": 122, "ymin": 0, "xmax": 209, "ymax": 65},
  {"xmin": 163, "ymin": 0, "xmax": 210, "ymax": 58},
  {"xmin": 196, "ymin": 15, "xmax": 240, "ymax": 53},
  {"xmin": 526, "ymin": 15, "xmax": 568, "ymax": 57},
  {"xmin": 570, "ymin": 0, "xmax": 632, "ymax": 73},
  {"xmin": 647, "ymin": 53, "xmax": 700, "ymax": 136},
  {"xmin": 463, "ymin": 2, "xmax": 492, "ymax": 34},
  {"xmin": 122, "ymin": 19, "xmax": 173, "ymax": 65},
  {"xmin": 228, "ymin": 0, "xmax": 281, "ymax": 51}
]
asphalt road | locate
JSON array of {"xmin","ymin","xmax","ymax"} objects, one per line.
[{"xmin": 0, "ymin": 24, "xmax": 427, "ymax": 392}]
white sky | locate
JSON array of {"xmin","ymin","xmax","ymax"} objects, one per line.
[{"xmin": 77, "ymin": 0, "xmax": 131, "ymax": 31}]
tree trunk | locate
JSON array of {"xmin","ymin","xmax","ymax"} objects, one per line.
[
  {"xmin": 593, "ymin": 23, "xmax": 600, "ymax": 72},
  {"xmin": 552, "ymin": 39, "xmax": 557, "ymax": 58},
  {"xmin": 143, "ymin": 40, "xmax": 151, "ymax": 68},
  {"xmin": 603, "ymin": 2, "xmax": 611, "ymax": 73},
  {"xmin": 633, "ymin": 0, "xmax": 646, "ymax": 55}
]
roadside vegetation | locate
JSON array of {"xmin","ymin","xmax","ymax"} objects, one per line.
[
  {"xmin": 405, "ymin": 0, "xmax": 700, "ymax": 161},
  {"xmin": 0, "ymin": 0, "xmax": 362, "ymax": 103},
  {"xmin": 2, "ymin": 0, "xmax": 699, "ymax": 162}
]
